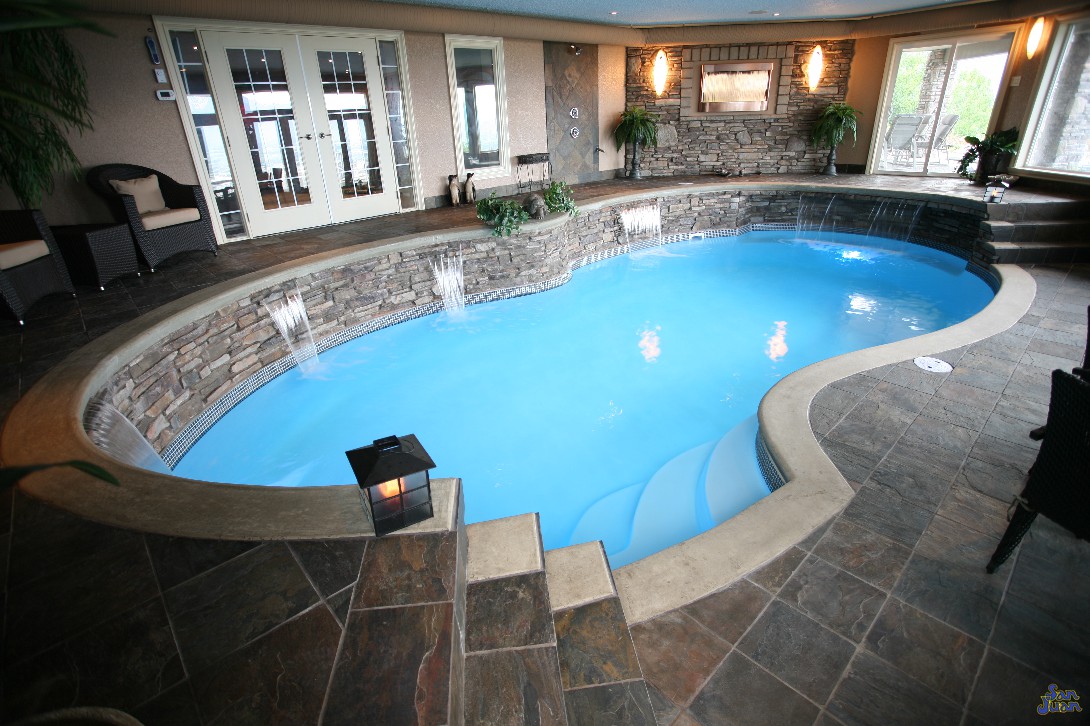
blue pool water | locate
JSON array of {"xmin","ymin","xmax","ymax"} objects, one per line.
[{"xmin": 175, "ymin": 231, "xmax": 993, "ymax": 565}]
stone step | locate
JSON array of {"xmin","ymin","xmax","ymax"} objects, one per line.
[
  {"xmin": 989, "ymin": 240, "xmax": 1090, "ymax": 264},
  {"xmin": 988, "ymin": 218, "xmax": 1090, "ymax": 243},
  {"xmin": 545, "ymin": 542, "xmax": 658, "ymax": 725},
  {"xmin": 463, "ymin": 517, "xmax": 658, "ymax": 724},
  {"xmin": 545, "ymin": 540, "xmax": 618, "ymax": 611},
  {"xmin": 986, "ymin": 200, "xmax": 1088, "ymax": 222}
]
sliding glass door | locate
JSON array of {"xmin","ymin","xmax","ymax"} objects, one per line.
[{"xmin": 870, "ymin": 31, "xmax": 1015, "ymax": 176}]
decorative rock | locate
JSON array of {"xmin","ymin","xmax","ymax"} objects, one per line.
[
  {"xmin": 525, "ymin": 194, "xmax": 547, "ymax": 220},
  {"xmin": 786, "ymin": 136, "xmax": 807, "ymax": 152},
  {"xmin": 656, "ymin": 124, "xmax": 679, "ymax": 146},
  {"xmin": 736, "ymin": 130, "xmax": 751, "ymax": 146}
]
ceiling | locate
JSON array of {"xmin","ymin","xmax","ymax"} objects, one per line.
[{"xmin": 371, "ymin": 0, "xmax": 993, "ymax": 27}]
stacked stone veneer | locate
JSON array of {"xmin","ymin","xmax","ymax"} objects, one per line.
[
  {"xmin": 625, "ymin": 40, "xmax": 854, "ymax": 176},
  {"xmin": 101, "ymin": 189, "xmax": 990, "ymax": 455}
]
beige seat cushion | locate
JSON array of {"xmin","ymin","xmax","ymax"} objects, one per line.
[
  {"xmin": 0, "ymin": 239, "xmax": 51, "ymax": 270},
  {"xmin": 109, "ymin": 174, "xmax": 167, "ymax": 214},
  {"xmin": 140, "ymin": 207, "xmax": 201, "ymax": 231}
]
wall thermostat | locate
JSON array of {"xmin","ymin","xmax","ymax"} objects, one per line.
[{"xmin": 156, "ymin": 89, "xmax": 176, "ymax": 101}]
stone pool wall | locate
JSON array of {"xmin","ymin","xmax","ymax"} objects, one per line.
[{"xmin": 100, "ymin": 188, "xmax": 990, "ymax": 454}]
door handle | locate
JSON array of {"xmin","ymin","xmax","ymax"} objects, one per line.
[
  {"xmin": 301, "ymin": 133, "xmax": 313, "ymax": 141},
  {"xmin": 319, "ymin": 132, "xmax": 330, "ymax": 139}
]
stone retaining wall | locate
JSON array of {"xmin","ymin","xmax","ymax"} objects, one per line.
[
  {"xmin": 625, "ymin": 40, "xmax": 855, "ymax": 176},
  {"xmin": 101, "ymin": 189, "xmax": 990, "ymax": 454}
]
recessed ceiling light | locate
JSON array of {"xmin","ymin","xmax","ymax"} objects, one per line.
[
  {"xmin": 610, "ymin": 10, "xmax": 618, "ymax": 14},
  {"xmin": 773, "ymin": 11, "xmax": 781, "ymax": 16}
]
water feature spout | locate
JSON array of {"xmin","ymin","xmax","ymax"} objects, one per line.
[
  {"xmin": 431, "ymin": 249, "xmax": 466, "ymax": 315},
  {"xmin": 85, "ymin": 399, "xmax": 172, "ymax": 474},
  {"xmin": 620, "ymin": 204, "xmax": 662, "ymax": 244},
  {"xmin": 264, "ymin": 287, "xmax": 319, "ymax": 375}
]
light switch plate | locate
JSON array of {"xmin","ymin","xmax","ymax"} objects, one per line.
[{"xmin": 154, "ymin": 68, "xmax": 168, "ymax": 83}]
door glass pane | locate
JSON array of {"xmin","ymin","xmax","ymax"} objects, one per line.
[
  {"xmin": 225, "ymin": 47, "xmax": 312, "ymax": 211},
  {"xmin": 875, "ymin": 34, "xmax": 1013, "ymax": 176},
  {"xmin": 169, "ymin": 31, "xmax": 244, "ymax": 237},
  {"xmin": 316, "ymin": 50, "xmax": 384, "ymax": 199},
  {"xmin": 926, "ymin": 34, "xmax": 1013, "ymax": 174},
  {"xmin": 876, "ymin": 47, "xmax": 948, "ymax": 172},
  {"xmin": 1024, "ymin": 19, "xmax": 1090, "ymax": 176},
  {"xmin": 379, "ymin": 39, "xmax": 416, "ymax": 209},
  {"xmin": 453, "ymin": 46, "xmax": 501, "ymax": 170}
]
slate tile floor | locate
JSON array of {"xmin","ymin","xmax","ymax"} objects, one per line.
[
  {"xmin": 632, "ymin": 263, "xmax": 1090, "ymax": 725},
  {"xmin": 2, "ymin": 175, "xmax": 1089, "ymax": 724}
]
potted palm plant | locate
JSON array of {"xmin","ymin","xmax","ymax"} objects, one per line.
[
  {"xmin": 614, "ymin": 106, "xmax": 658, "ymax": 179},
  {"xmin": 810, "ymin": 102, "xmax": 861, "ymax": 176},
  {"xmin": 0, "ymin": 0, "xmax": 103, "ymax": 209},
  {"xmin": 955, "ymin": 127, "xmax": 1019, "ymax": 184}
]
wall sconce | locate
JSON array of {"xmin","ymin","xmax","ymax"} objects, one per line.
[
  {"xmin": 1026, "ymin": 17, "xmax": 1045, "ymax": 60},
  {"xmin": 346, "ymin": 434, "xmax": 436, "ymax": 535},
  {"xmin": 652, "ymin": 49, "xmax": 669, "ymax": 95},
  {"xmin": 569, "ymin": 44, "xmax": 583, "ymax": 56},
  {"xmin": 806, "ymin": 45, "xmax": 824, "ymax": 92}
]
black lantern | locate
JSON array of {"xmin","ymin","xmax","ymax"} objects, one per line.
[
  {"xmin": 984, "ymin": 177, "xmax": 1009, "ymax": 203},
  {"xmin": 345, "ymin": 434, "xmax": 436, "ymax": 535}
]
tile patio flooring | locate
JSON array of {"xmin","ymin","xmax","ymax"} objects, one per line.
[{"xmin": 2, "ymin": 174, "xmax": 1089, "ymax": 724}]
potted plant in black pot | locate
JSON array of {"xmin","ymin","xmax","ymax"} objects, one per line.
[
  {"xmin": 956, "ymin": 127, "xmax": 1019, "ymax": 185},
  {"xmin": 810, "ymin": 102, "xmax": 861, "ymax": 176},
  {"xmin": 614, "ymin": 106, "xmax": 658, "ymax": 179}
]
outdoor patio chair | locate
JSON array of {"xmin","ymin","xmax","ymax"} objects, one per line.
[
  {"xmin": 0, "ymin": 210, "xmax": 76, "ymax": 325},
  {"xmin": 986, "ymin": 368, "xmax": 1090, "ymax": 573},
  {"xmin": 86, "ymin": 164, "xmax": 218, "ymax": 271},
  {"xmin": 930, "ymin": 113, "xmax": 960, "ymax": 164},
  {"xmin": 883, "ymin": 113, "xmax": 929, "ymax": 164}
]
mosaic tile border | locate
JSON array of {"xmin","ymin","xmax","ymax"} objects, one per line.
[
  {"xmin": 157, "ymin": 222, "xmax": 998, "ymax": 471},
  {"xmin": 755, "ymin": 427, "xmax": 787, "ymax": 493}
]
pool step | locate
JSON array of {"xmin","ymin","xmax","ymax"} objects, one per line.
[
  {"xmin": 608, "ymin": 440, "xmax": 716, "ymax": 567},
  {"xmin": 463, "ymin": 516, "xmax": 656, "ymax": 723},
  {"xmin": 704, "ymin": 414, "xmax": 768, "ymax": 523}
]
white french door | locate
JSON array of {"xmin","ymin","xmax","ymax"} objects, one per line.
[{"xmin": 202, "ymin": 30, "xmax": 399, "ymax": 237}]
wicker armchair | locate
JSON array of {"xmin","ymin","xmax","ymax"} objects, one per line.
[
  {"xmin": 0, "ymin": 210, "xmax": 76, "ymax": 325},
  {"xmin": 986, "ymin": 368, "xmax": 1090, "ymax": 573},
  {"xmin": 86, "ymin": 164, "xmax": 218, "ymax": 271}
]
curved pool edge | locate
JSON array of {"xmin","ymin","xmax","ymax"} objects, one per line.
[
  {"xmin": 612, "ymin": 263, "xmax": 1035, "ymax": 625},
  {"xmin": 0, "ymin": 181, "xmax": 1004, "ymax": 543}
]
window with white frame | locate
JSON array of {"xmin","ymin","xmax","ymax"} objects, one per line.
[
  {"xmin": 445, "ymin": 35, "xmax": 510, "ymax": 179},
  {"xmin": 1019, "ymin": 15, "xmax": 1090, "ymax": 178}
]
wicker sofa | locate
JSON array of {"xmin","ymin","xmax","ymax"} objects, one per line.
[{"xmin": 86, "ymin": 164, "xmax": 219, "ymax": 271}]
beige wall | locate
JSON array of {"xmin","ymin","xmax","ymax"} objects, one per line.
[
  {"xmin": 841, "ymin": 36, "xmax": 889, "ymax": 167},
  {"xmin": 598, "ymin": 45, "xmax": 626, "ymax": 172},
  {"xmin": 0, "ymin": 14, "xmax": 199, "ymax": 224},
  {"xmin": 501, "ymin": 39, "xmax": 549, "ymax": 189},
  {"xmin": 404, "ymin": 32, "xmax": 458, "ymax": 202}
]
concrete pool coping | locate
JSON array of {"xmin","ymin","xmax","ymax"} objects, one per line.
[{"xmin": 0, "ymin": 180, "xmax": 1034, "ymax": 622}]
